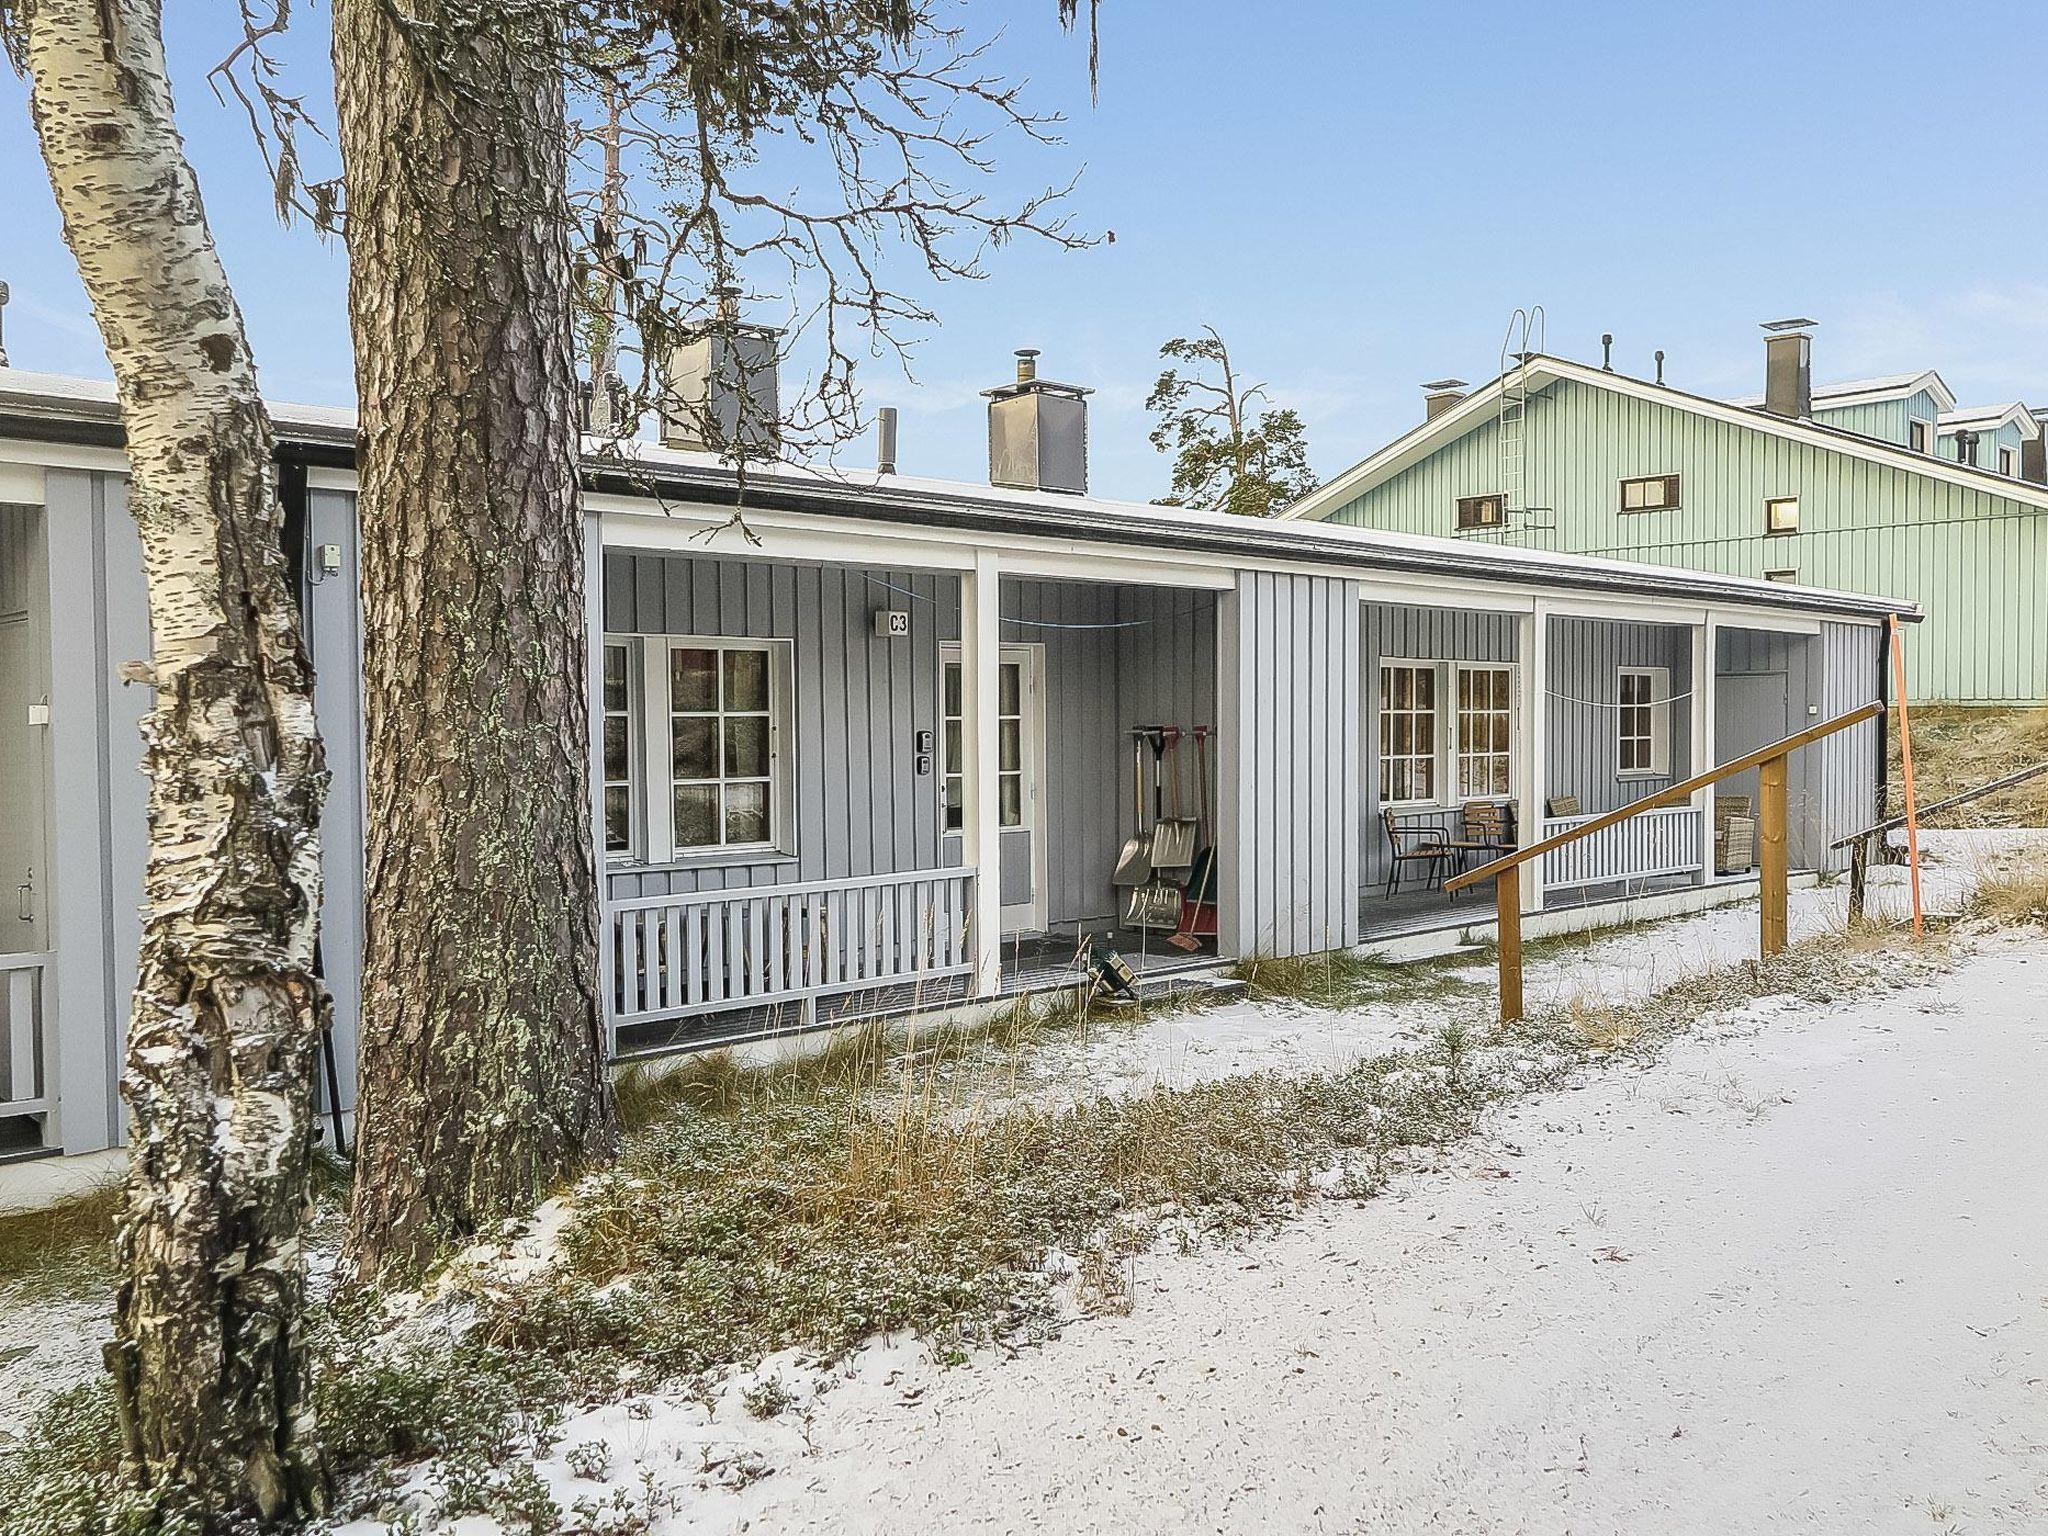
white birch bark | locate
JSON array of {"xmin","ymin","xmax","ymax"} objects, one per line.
[{"xmin": 9, "ymin": 0, "xmax": 328, "ymax": 1522}]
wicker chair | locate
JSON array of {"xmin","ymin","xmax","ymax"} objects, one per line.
[
  {"xmin": 1715, "ymin": 794, "xmax": 1757, "ymax": 874},
  {"xmin": 1380, "ymin": 808, "xmax": 1450, "ymax": 899}
]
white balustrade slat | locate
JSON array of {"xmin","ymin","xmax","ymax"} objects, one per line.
[{"xmin": 606, "ymin": 870, "xmax": 978, "ymax": 1028}]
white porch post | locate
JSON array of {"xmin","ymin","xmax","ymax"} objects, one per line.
[
  {"xmin": 1693, "ymin": 613, "xmax": 1719, "ymax": 883},
  {"xmin": 959, "ymin": 548, "xmax": 1003, "ymax": 995},
  {"xmin": 585, "ymin": 513, "xmax": 615, "ymax": 1050},
  {"xmin": 1517, "ymin": 601, "xmax": 1548, "ymax": 914}
]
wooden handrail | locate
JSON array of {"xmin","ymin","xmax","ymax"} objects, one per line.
[
  {"xmin": 1829, "ymin": 758, "xmax": 2048, "ymax": 849},
  {"xmin": 1445, "ymin": 700, "xmax": 1885, "ymax": 893},
  {"xmin": 1447, "ymin": 699, "xmax": 1885, "ymax": 1023}
]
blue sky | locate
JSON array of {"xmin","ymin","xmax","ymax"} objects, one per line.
[{"xmin": 4, "ymin": 1, "xmax": 2046, "ymax": 502}]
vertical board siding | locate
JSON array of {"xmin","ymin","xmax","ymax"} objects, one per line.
[
  {"xmin": 1325, "ymin": 377, "xmax": 2048, "ymax": 704},
  {"xmin": 1544, "ymin": 617, "xmax": 1694, "ymax": 818},
  {"xmin": 603, "ymin": 553, "xmax": 1217, "ymax": 935},
  {"xmin": 1221, "ymin": 572, "xmax": 1360, "ymax": 959},
  {"xmin": 1358, "ymin": 602, "xmax": 1520, "ymax": 888}
]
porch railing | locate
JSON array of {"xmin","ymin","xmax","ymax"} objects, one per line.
[
  {"xmin": 609, "ymin": 868, "xmax": 977, "ymax": 1028},
  {"xmin": 1, "ymin": 953, "xmax": 49, "ymax": 1123},
  {"xmin": 1541, "ymin": 805, "xmax": 1705, "ymax": 891}
]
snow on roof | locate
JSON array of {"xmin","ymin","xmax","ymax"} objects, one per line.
[
  {"xmin": 0, "ymin": 365, "xmax": 1916, "ymax": 621},
  {"xmin": 1937, "ymin": 402, "xmax": 2038, "ymax": 436}
]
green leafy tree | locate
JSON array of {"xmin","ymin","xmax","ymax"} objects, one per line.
[{"xmin": 1147, "ymin": 327, "xmax": 1317, "ymax": 516}]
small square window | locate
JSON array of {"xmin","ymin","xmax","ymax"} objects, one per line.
[
  {"xmin": 1764, "ymin": 568, "xmax": 1798, "ymax": 584},
  {"xmin": 1620, "ymin": 474, "xmax": 1681, "ymax": 513},
  {"xmin": 1765, "ymin": 496, "xmax": 1799, "ymax": 535},
  {"xmin": 1456, "ymin": 494, "xmax": 1504, "ymax": 531},
  {"xmin": 1908, "ymin": 418, "xmax": 1931, "ymax": 454}
]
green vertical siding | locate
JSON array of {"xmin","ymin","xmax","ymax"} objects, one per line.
[{"xmin": 1324, "ymin": 378, "xmax": 2048, "ymax": 704}]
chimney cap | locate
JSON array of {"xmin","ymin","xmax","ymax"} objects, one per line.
[
  {"xmin": 1421, "ymin": 377, "xmax": 1468, "ymax": 393},
  {"xmin": 982, "ymin": 346, "xmax": 1091, "ymax": 402},
  {"xmin": 1761, "ymin": 316, "xmax": 1817, "ymax": 333}
]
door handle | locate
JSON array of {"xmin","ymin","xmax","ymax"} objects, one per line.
[{"xmin": 16, "ymin": 883, "xmax": 30, "ymax": 923}]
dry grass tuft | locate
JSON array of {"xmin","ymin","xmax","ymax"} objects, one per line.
[
  {"xmin": 1971, "ymin": 860, "xmax": 2048, "ymax": 928},
  {"xmin": 1892, "ymin": 705, "xmax": 2048, "ymax": 827},
  {"xmin": 1232, "ymin": 949, "xmax": 1483, "ymax": 1010},
  {"xmin": 0, "ymin": 1179, "xmax": 122, "ymax": 1302}
]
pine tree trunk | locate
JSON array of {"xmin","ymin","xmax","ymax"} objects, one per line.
[
  {"xmin": 333, "ymin": 0, "xmax": 616, "ymax": 1276},
  {"xmin": 13, "ymin": 1, "xmax": 327, "ymax": 1523}
]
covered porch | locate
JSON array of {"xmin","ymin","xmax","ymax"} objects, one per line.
[
  {"xmin": 1359, "ymin": 597, "xmax": 1856, "ymax": 943},
  {"xmin": 591, "ymin": 533, "xmax": 1234, "ymax": 1056}
]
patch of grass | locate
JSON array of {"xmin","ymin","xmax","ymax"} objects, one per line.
[
  {"xmin": 1892, "ymin": 705, "xmax": 2048, "ymax": 828},
  {"xmin": 0, "ymin": 923, "xmax": 1959, "ymax": 1536},
  {"xmin": 1970, "ymin": 859, "xmax": 2048, "ymax": 928},
  {"xmin": 0, "ymin": 1179, "xmax": 121, "ymax": 1302},
  {"xmin": 1231, "ymin": 949, "xmax": 1483, "ymax": 1010}
]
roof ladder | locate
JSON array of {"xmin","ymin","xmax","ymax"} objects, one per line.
[{"xmin": 1497, "ymin": 307, "xmax": 1554, "ymax": 532}]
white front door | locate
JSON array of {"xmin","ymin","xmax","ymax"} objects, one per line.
[{"xmin": 942, "ymin": 644, "xmax": 1047, "ymax": 935}]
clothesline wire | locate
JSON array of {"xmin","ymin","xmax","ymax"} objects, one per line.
[
  {"xmin": 864, "ymin": 574, "xmax": 1217, "ymax": 632},
  {"xmin": 1545, "ymin": 685, "xmax": 1697, "ymax": 711}
]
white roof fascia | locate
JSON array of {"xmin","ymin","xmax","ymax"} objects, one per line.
[{"xmin": 1286, "ymin": 355, "xmax": 2048, "ymax": 520}]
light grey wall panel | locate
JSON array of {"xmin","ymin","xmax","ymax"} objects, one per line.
[
  {"xmin": 1358, "ymin": 601, "xmax": 1521, "ymax": 889},
  {"xmin": 1814, "ymin": 621, "xmax": 1882, "ymax": 874},
  {"xmin": 305, "ymin": 489, "xmax": 366, "ymax": 1113},
  {"xmin": 602, "ymin": 549, "xmax": 950, "ymax": 901},
  {"xmin": 1544, "ymin": 617, "xmax": 1693, "ymax": 818},
  {"xmin": 1221, "ymin": 571, "xmax": 1360, "ymax": 958}
]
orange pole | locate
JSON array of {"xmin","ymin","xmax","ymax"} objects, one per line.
[{"xmin": 1888, "ymin": 615, "xmax": 1924, "ymax": 936}]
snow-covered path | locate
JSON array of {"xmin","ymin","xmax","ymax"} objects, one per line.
[{"xmin": 667, "ymin": 931, "xmax": 2048, "ymax": 1534}]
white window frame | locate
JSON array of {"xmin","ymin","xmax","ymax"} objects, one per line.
[
  {"xmin": 1616, "ymin": 665, "xmax": 1671, "ymax": 779},
  {"xmin": 1452, "ymin": 662, "xmax": 1518, "ymax": 802},
  {"xmin": 1377, "ymin": 660, "xmax": 1442, "ymax": 807},
  {"xmin": 601, "ymin": 636, "xmax": 640, "ymax": 861},
  {"xmin": 626, "ymin": 635, "xmax": 796, "ymax": 865},
  {"xmin": 1908, "ymin": 418, "xmax": 1931, "ymax": 454},
  {"xmin": 1999, "ymin": 444, "xmax": 2018, "ymax": 477},
  {"xmin": 1377, "ymin": 659, "xmax": 1519, "ymax": 809}
]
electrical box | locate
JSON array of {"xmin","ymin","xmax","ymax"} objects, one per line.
[
  {"xmin": 316, "ymin": 543, "xmax": 343, "ymax": 577},
  {"xmin": 874, "ymin": 609, "xmax": 910, "ymax": 639}
]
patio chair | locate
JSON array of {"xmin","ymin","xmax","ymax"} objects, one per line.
[
  {"xmin": 1715, "ymin": 794, "xmax": 1757, "ymax": 875},
  {"xmin": 1444, "ymin": 801, "xmax": 1517, "ymax": 888},
  {"xmin": 1380, "ymin": 808, "xmax": 1451, "ymax": 899}
]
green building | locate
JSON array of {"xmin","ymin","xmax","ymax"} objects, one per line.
[{"xmin": 1286, "ymin": 325, "xmax": 2047, "ymax": 704}]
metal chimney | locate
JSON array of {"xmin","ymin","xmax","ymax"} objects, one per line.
[
  {"xmin": 0, "ymin": 281, "xmax": 10, "ymax": 368},
  {"xmin": 660, "ymin": 288, "xmax": 782, "ymax": 455},
  {"xmin": 1761, "ymin": 318, "xmax": 1815, "ymax": 419},
  {"xmin": 1421, "ymin": 378, "xmax": 1468, "ymax": 421},
  {"xmin": 876, "ymin": 407, "xmax": 899, "ymax": 475},
  {"xmin": 984, "ymin": 348, "xmax": 1090, "ymax": 494}
]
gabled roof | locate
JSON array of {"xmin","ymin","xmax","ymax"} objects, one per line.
[
  {"xmin": 1725, "ymin": 370, "xmax": 1956, "ymax": 413},
  {"xmin": 1938, "ymin": 402, "xmax": 2040, "ymax": 439},
  {"xmin": 0, "ymin": 365, "xmax": 1917, "ymax": 623},
  {"xmin": 1283, "ymin": 353, "xmax": 2048, "ymax": 522}
]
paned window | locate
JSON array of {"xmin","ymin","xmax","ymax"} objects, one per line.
[
  {"xmin": 1620, "ymin": 474, "xmax": 1681, "ymax": 513},
  {"xmin": 667, "ymin": 642, "xmax": 778, "ymax": 851},
  {"xmin": 1617, "ymin": 666, "xmax": 1670, "ymax": 776},
  {"xmin": 1378, "ymin": 663, "xmax": 1439, "ymax": 804},
  {"xmin": 1454, "ymin": 665, "xmax": 1514, "ymax": 798},
  {"xmin": 602, "ymin": 640, "xmax": 636, "ymax": 856},
  {"xmin": 1456, "ymin": 494, "xmax": 1505, "ymax": 531},
  {"xmin": 942, "ymin": 659, "xmax": 1025, "ymax": 830}
]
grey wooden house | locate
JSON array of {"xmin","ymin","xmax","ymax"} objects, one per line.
[{"xmin": 0, "ymin": 354, "xmax": 1915, "ymax": 1162}]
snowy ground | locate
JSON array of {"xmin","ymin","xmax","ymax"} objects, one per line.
[
  {"xmin": 1017, "ymin": 828, "xmax": 2047, "ymax": 1103},
  {"xmin": 411, "ymin": 925, "xmax": 2048, "ymax": 1536}
]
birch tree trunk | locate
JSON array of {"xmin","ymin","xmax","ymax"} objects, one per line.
[
  {"xmin": 333, "ymin": 0, "xmax": 616, "ymax": 1277},
  {"xmin": 10, "ymin": 0, "xmax": 328, "ymax": 1523}
]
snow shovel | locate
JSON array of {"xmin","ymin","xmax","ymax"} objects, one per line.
[
  {"xmin": 1148, "ymin": 727, "xmax": 1199, "ymax": 871},
  {"xmin": 1168, "ymin": 727, "xmax": 1220, "ymax": 951},
  {"xmin": 1111, "ymin": 734, "xmax": 1152, "ymax": 888}
]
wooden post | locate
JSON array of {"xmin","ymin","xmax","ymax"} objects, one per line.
[
  {"xmin": 1759, "ymin": 752, "xmax": 1788, "ymax": 956},
  {"xmin": 1495, "ymin": 863, "xmax": 1523, "ymax": 1023},
  {"xmin": 1888, "ymin": 614, "xmax": 1924, "ymax": 936},
  {"xmin": 1847, "ymin": 835, "xmax": 1868, "ymax": 923}
]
